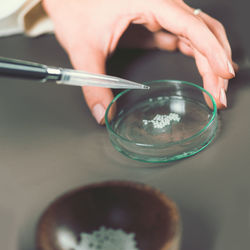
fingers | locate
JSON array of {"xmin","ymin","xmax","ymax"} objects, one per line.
[
  {"xmin": 155, "ymin": 32, "xmax": 228, "ymax": 108},
  {"xmin": 175, "ymin": 4, "xmax": 235, "ymax": 108},
  {"xmin": 179, "ymin": 2, "xmax": 233, "ymax": 60},
  {"xmin": 193, "ymin": 48, "xmax": 227, "ymax": 109},
  {"xmin": 82, "ymin": 86, "xmax": 115, "ymax": 125},
  {"xmin": 201, "ymin": 15, "xmax": 239, "ymax": 72},
  {"xmin": 203, "ymin": 75, "xmax": 227, "ymax": 110},
  {"xmin": 177, "ymin": 36, "xmax": 194, "ymax": 56},
  {"xmin": 154, "ymin": 32, "xmax": 228, "ymax": 108},
  {"xmin": 152, "ymin": 1, "xmax": 234, "ymax": 79},
  {"xmin": 68, "ymin": 46, "xmax": 115, "ymax": 125},
  {"xmin": 197, "ymin": 12, "xmax": 232, "ymax": 58},
  {"xmin": 145, "ymin": 1, "xmax": 235, "ymax": 109},
  {"xmin": 153, "ymin": 31, "xmax": 178, "ymax": 51}
]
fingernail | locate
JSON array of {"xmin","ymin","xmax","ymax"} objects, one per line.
[
  {"xmin": 227, "ymin": 61, "xmax": 235, "ymax": 76},
  {"xmin": 233, "ymin": 61, "xmax": 239, "ymax": 72},
  {"xmin": 224, "ymin": 79, "xmax": 229, "ymax": 91},
  {"xmin": 92, "ymin": 104, "xmax": 106, "ymax": 124},
  {"xmin": 220, "ymin": 88, "xmax": 227, "ymax": 107}
]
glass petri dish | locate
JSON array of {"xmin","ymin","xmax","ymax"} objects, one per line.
[{"xmin": 105, "ymin": 80, "xmax": 218, "ymax": 163}]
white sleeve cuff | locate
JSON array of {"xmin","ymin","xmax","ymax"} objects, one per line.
[
  {"xmin": 0, "ymin": 0, "xmax": 54, "ymax": 37},
  {"xmin": 19, "ymin": 0, "xmax": 54, "ymax": 37}
]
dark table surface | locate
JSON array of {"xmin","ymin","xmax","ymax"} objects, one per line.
[{"xmin": 0, "ymin": 0, "xmax": 249, "ymax": 250}]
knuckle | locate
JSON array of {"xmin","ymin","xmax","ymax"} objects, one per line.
[{"xmin": 212, "ymin": 19, "xmax": 225, "ymax": 33}]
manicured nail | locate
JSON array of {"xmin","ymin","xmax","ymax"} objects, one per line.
[
  {"xmin": 92, "ymin": 104, "xmax": 105, "ymax": 124},
  {"xmin": 224, "ymin": 79, "xmax": 229, "ymax": 91},
  {"xmin": 233, "ymin": 61, "xmax": 239, "ymax": 72},
  {"xmin": 220, "ymin": 88, "xmax": 227, "ymax": 107},
  {"xmin": 227, "ymin": 61, "xmax": 235, "ymax": 76}
]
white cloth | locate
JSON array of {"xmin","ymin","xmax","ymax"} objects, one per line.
[{"xmin": 0, "ymin": 0, "xmax": 53, "ymax": 37}]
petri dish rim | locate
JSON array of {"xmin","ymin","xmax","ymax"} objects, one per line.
[{"xmin": 105, "ymin": 79, "xmax": 217, "ymax": 149}]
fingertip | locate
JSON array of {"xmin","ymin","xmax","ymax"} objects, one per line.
[
  {"xmin": 204, "ymin": 90, "xmax": 227, "ymax": 110},
  {"xmin": 219, "ymin": 88, "xmax": 227, "ymax": 108},
  {"xmin": 223, "ymin": 79, "xmax": 229, "ymax": 92},
  {"xmin": 227, "ymin": 60, "xmax": 235, "ymax": 77},
  {"xmin": 210, "ymin": 58, "xmax": 235, "ymax": 80},
  {"xmin": 82, "ymin": 86, "xmax": 115, "ymax": 125},
  {"xmin": 233, "ymin": 61, "xmax": 239, "ymax": 73},
  {"xmin": 203, "ymin": 75, "xmax": 227, "ymax": 110},
  {"xmin": 92, "ymin": 103, "xmax": 106, "ymax": 125},
  {"xmin": 215, "ymin": 98, "xmax": 227, "ymax": 109}
]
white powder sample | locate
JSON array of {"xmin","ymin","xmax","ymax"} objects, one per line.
[
  {"xmin": 74, "ymin": 226, "xmax": 139, "ymax": 250},
  {"xmin": 143, "ymin": 113, "xmax": 181, "ymax": 129}
]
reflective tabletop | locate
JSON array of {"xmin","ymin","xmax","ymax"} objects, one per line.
[{"xmin": 0, "ymin": 0, "xmax": 249, "ymax": 249}]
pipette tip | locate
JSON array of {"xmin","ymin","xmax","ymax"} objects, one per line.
[
  {"xmin": 124, "ymin": 80, "xmax": 150, "ymax": 90},
  {"xmin": 131, "ymin": 84, "xmax": 150, "ymax": 90}
]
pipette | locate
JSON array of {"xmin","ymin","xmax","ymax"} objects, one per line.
[{"xmin": 0, "ymin": 57, "xmax": 149, "ymax": 90}]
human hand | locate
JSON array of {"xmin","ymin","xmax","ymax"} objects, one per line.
[{"xmin": 43, "ymin": 0, "xmax": 236, "ymax": 124}]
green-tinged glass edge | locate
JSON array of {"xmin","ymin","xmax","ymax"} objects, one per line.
[{"xmin": 105, "ymin": 80, "xmax": 218, "ymax": 163}]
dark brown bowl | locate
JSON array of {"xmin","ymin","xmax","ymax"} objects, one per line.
[{"xmin": 36, "ymin": 181, "xmax": 181, "ymax": 250}]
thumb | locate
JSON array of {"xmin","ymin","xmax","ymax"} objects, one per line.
[
  {"xmin": 69, "ymin": 47, "xmax": 115, "ymax": 125},
  {"xmin": 82, "ymin": 85, "xmax": 115, "ymax": 125}
]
